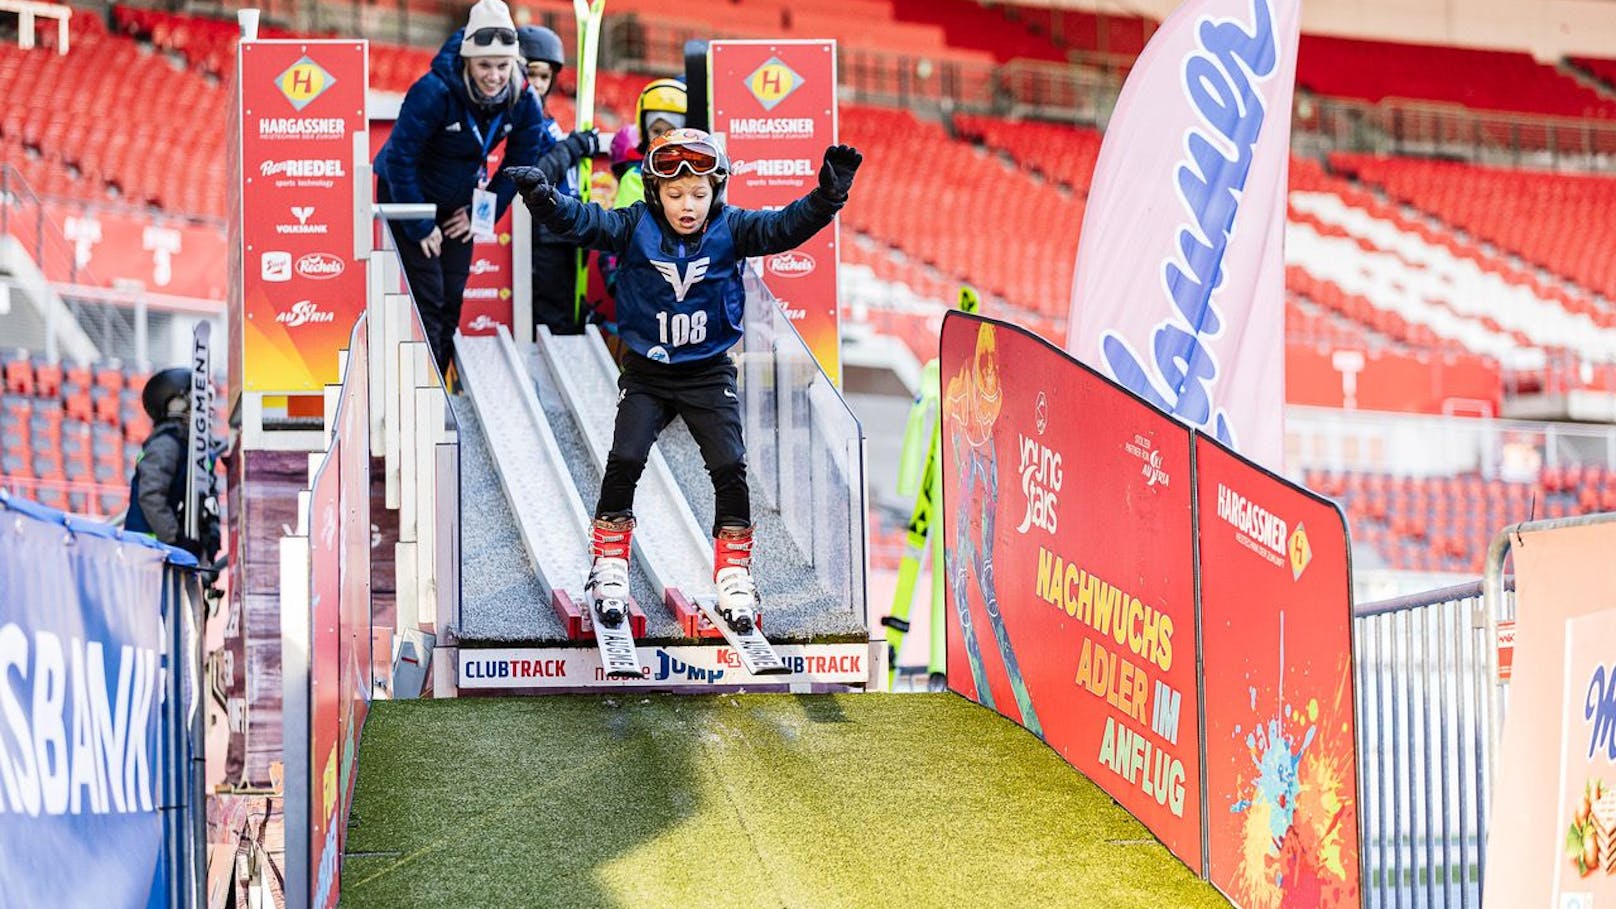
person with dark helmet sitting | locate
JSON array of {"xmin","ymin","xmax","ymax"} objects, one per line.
[{"xmin": 124, "ymin": 367, "xmax": 219, "ymax": 561}]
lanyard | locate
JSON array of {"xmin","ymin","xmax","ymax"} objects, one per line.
[{"xmin": 467, "ymin": 110, "xmax": 505, "ymax": 188}]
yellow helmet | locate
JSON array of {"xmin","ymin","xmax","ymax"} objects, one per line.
[{"xmin": 635, "ymin": 78, "xmax": 688, "ymax": 148}]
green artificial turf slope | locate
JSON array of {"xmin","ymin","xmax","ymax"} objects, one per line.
[{"xmin": 341, "ymin": 693, "xmax": 1230, "ymax": 909}]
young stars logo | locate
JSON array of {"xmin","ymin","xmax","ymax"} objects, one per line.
[
  {"xmin": 275, "ymin": 56, "xmax": 336, "ymax": 111},
  {"xmin": 744, "ymin": 57, "xmax": 805, "ymax": 111}
]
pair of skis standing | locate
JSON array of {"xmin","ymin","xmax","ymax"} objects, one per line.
[{"xmin": 529, "ymin": 0, "xmax": 863, "ymax": 678}]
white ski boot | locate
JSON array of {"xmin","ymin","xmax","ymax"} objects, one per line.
[
  {"xmin": 588, "ymin": 516, "xmax": 634, "ymax": 627},
  {"xmin": 714, "ymin": 524, "xmax": 759, "ymax": 633}
]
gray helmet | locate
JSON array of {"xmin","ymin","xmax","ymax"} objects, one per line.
[{"xmin": 517, "ymin": 25, "xmax": 565, "ymax": 72}]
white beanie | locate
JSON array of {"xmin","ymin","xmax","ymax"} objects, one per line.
[{"xmin": 460, "ymin": 0, "xmax": 518, "ymax": 59}]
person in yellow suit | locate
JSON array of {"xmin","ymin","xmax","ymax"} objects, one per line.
[
  {"xmin": 612, "ymin": 77, "xmax": 687, "ymax": 209},
  {"xmin": 944, "ymin": 322, "xmax": 1042, "ymax": 737}
]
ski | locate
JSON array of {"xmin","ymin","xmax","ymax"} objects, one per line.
[
  {"xmin": 884, "ymin": 285, "xmax": 977, "ymax": 688},
  {"xmin": 695, "ymin": 595, "xmax": 788, "ymax": 675},
  {"xmin": 183, "ymin": 321, "xmax": 214, "ymax": 547},
  {"xmin": 571, "ymin": 0, "xmax": 606, "ymax": 324},
  {"xmin": 585, "ymin": 593, "xmax": 642, "ymax": 679}
]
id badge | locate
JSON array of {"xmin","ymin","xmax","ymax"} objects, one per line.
[{"xmin": 470, "ymin": 187, "xmax": 497, "ymax": 241}]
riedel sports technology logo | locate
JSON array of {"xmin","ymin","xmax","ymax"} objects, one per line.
[
  {"xmin": 727, "ymin": 117, "xmax": 815, "ymax": 140},
  {"xmin": 1216, "ymin": 483, "xmax": 1309, "ymax": 578},
  {"xmin": 1123, "ymin": 433, "xmax": 1171, "ymax": 489},
  {"xmin": 296, "ymin": 253, "xmax": 344, "ymax": 280},
  {"xmin": 274, "ymin": 56, "xmax": 336, "ymax": 111},
  {"xmin": 732, "ymin": 158, "xmax": 814, "ymax": 178},
  {"xmin": 260, "ymin": 158, "xmax": 346, "ymax": 188},
  {"xmin": 743, "ymin": 56, "xmax": 805, "ymax": 111},
  {"xmin": 1016, "ymin": 433, "xmax": 1062, "ymax": 535},
  {"xmin": 276, "ymin": 300, "xmax": 335, "ymax": 327},
  {"xmin": 766, "ymin": 251, "xmax": 815, "ymax": 279},
  {"xmin": 1099, "ymin": 0, "xmax": 1279, "ymax": 451}
]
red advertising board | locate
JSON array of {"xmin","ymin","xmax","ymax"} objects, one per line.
[
  {"xmin": 940, "ymin": 313, "xmax": 1203, "ymax": 869},
  {"xmin": 1196, "ymin": 437, "xmax": 1361, "ymax": 908},
  {"xmin": 305, "ymin": 448, "xmax": 342, "ymax": 907},
  {"xmin": 237, "ymin": 40, "xmax": 367, "ymax": 392},
  {"xmin": 710, "ymin": 40, "xmax": 841, "ymax": 384},
  {"xmin": 1484, "ymin": 519, "xmax": 1616, "ymax": 909}
]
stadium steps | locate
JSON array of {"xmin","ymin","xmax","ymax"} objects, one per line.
[{"xmin": 340, "ymin": 693, "xmax": 1232, "ymax": 908}]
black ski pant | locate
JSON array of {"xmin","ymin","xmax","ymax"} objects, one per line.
[
  {"xmin": 533, "ymin": 241, "xmax": 584, "ymax": 336},
  {"xmin": 382, "ymin": 191, "xmax": 474, "ymax": 377},
  {"xmin": 597, "ymin": 350, "xmax": 749, "ymax": 534}
]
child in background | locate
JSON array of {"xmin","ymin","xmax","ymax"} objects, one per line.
[{"xmin": 507, "ymin": 129, "xmax": 862, "ymax": 630}]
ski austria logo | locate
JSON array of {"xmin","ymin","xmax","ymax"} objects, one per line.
[
  {"xmin": 275, "ymin": 55, "xmax": 336, "ymax": 111},
  {"xmin": 1016, "ymin": 431, "xmax": 1062, "ymax": 535},
  {"xmin": 766, "ymin": 251, "xmax": 815, "ymax": 279},
  {"xmin": 277, "ymin": 300, "xmax": 335, "ymax": 327},
  {"xmin": 1216, "ymin": 483, "xmax": 1308, "ymax": 578},
  {"xmin": 743, "ymin": 56, "xmax": 805, "ymax": 111},
  {"xmin": 1100, "ymin": 0, "xmax": 1279, "ymax": 450},
  {"xmin": 1123, "ymin": 433, "xmax": 1171, "ymax": 489},
  {"xmin": 296, "ymin": 253, "xmax": 344, "ymax": 279}
]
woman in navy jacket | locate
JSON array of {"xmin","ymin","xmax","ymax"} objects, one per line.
[{"xmin": 373, "ymin": 0, "xmax": 545, "ymax": 377}]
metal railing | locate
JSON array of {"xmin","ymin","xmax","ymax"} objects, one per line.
[{"xmin": 1354, "ymin": 578, "xmax": 1510, "ymax": 908}]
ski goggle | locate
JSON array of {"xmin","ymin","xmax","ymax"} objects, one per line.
[
  {"xmin": 468, "ymin": 27, "xmax": 517, "ymax": 47},
  {"xmin": 646, "ymin": 141, "xmax": 724, "ymax": 179}
]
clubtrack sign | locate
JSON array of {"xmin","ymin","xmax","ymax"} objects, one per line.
[{"xmin": 458, "ymin": 643, "xmax": 871, "ymax": 689}]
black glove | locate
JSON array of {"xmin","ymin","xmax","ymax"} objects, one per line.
[
  {"xmin": 506, "ymin": 165, "xmax": 558, "ymax": 215},
  {"xmin": 565, "ymin": 128, "xmax": 600, "ymax": 158},
  {"xmin": 817, "ymin": 144, "xmax": 862, "ymax": 200}
]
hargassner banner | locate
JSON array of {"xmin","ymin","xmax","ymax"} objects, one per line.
[
  {"xmin": 1066, "ymin": 0, "xmax": 1299, "ymax": 470},
  {"xmin": 0, "ymin": 505, "xmax": 168, "ymax": 906}
]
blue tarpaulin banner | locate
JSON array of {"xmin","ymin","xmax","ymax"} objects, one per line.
[{"xmin": 0, "ymin": 496, "xmax": 172, "ymax": 907}]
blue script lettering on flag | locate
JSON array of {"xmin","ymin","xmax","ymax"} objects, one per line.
[{"xmin": 1101, "ymin": 0, "xmax": 1277, "ymax": 449}]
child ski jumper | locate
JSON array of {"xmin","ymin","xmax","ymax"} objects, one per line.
[
  {"xmin": 612, "ymin": 78, "xmax": 687, "ymax": 210},
  {"xmin": 508, "ymin": 129, "xmax": 862, "ymax": 630}
]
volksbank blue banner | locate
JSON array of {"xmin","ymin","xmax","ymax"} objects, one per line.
[{"xmin": 0, "ymin": 495, "xmax": 171, "ymax": 907}]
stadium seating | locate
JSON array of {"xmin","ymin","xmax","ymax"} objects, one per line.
[
  {"xmin": 1295, "ymin": 35, "xmax": 1616, "ymax": 118},
  {"xmin": 1306, "ymin": 468, "xmax": 1616, "ymax": 573},
  {"xmin": 1331, "ymin": 153, "xmax": 1616, "ymax": 303},
  {"xmin": 0, "ymin": 356, "xmax": 226, "ymax": 521}
]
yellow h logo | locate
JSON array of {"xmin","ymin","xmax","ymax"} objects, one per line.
[
  {"xmin": 744, "ymin": 57, "xmax": 804, "ymax": 111},
  {"xmin": 276, "ymin": 56, "xmax": 336, "ymax": 111}
]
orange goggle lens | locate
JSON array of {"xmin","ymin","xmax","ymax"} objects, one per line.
[{"xmin": 646, "ymin": 143, "xmax": 721, "ymax": 179}]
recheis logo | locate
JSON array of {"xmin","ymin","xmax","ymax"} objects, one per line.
[
  {"xmin": 766, "ymin": 251, "xmax": 814, "ymax": 279},
  {"xmin": 1123, "ymin": 433, "xmax": 1171, "ymax": 489},
  {"xmin": 743, "ymin": 56, "xmax": 806, "ymax": 111},
  {"xmin": 296, "ymin": 253, "xmax": 344, "ymax": 280},
  {"xmin": 275, "ymin": 55, "xmax": 336, "ymax": 111}
]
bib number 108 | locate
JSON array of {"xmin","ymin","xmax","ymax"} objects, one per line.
[{"xmin": 656, "ymin": 310, "xmax": 708, "ymax": 348}]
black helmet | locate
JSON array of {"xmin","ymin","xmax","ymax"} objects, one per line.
[
  {"xmin": 141, "ymin": 367, "xmax": 191, "ymax": 421},
  {"xmin": 517, "ymin": 25, "xmax": 565, "ymax": 72}
]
